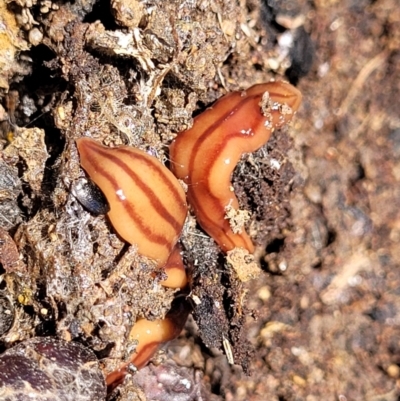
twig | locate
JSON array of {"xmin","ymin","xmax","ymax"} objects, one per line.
[{"xmin": 338, "ymin": 50, "xmax": 389, "ymax": 117}]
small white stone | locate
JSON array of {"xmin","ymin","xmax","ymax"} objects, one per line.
[{"xmin": 28, "ymin": 28, "xmax": 43, "ymax": 46}]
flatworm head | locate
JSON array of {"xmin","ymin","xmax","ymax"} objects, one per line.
[{"xmin": 76, "ymin": 138, "xmax": 187, "ymax": 267}]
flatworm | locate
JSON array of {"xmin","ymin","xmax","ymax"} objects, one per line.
[{"xmin": 169, "ymin": 81, "xmax": 302, "ymax": 252}]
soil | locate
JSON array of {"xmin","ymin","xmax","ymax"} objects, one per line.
[{"xmin": 0, "ymin": 0, "xmax": 399, "ymax": 400}]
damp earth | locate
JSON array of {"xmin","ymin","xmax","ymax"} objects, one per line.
[{"xmin": 0, "ymin": 0, "xmax": 399, "ymax": 400}]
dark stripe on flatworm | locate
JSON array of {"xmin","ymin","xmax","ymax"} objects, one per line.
[
  {"xmin": 84, "ymin": 143, "xmax": 180, "ymax": 247},
  {"xmin": 116, "ymin": 147, "xmax": 186, "ymax": 215},
  {"xmin": 187, "ymin": 94, "xmax": 262, "ymax": 233}
]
